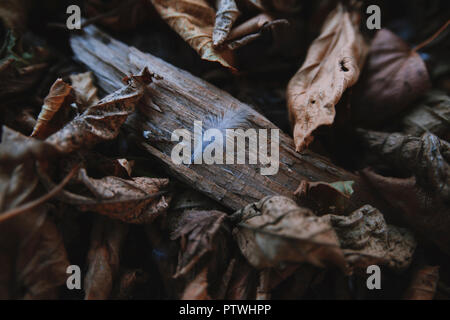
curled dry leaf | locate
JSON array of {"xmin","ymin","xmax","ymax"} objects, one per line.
[
  {"xmin": 402, "ymin": 90, "xmax": 450, "ymax": 140},
  {"xmin": 169, "ymin": 210, "xmax": 229, "ymax": 278},
  {"xmin": 352, "ymin": 29, "xmax": 431, "ymax": 126},
  {"xmin": 73, "ymin": 168, "xmax": 171, "ymax": 224},
  {"xmin": 213, "ymin": 0, "xmax": 240, "ymax": 47},
  {"xmin": 358, "ymin": 129, "xmax": 450, "ymax": 202},
  {"xmin": 232, "ymin": 196, "xmax": 347, "ymax": 271},
  {"xmin": 286, "ymin": 3, "xmax": 368, "ymax": 151},
  {"xmin": 324, "ymin": 205, "xmax": 416, "ymax": 272},
  {"xmin": 150, "ymin": 0, "xmax": 235, "ymax": 69},
  {"xmin": 70, "ymin": 71, "xmax": 99, "ymax": 110},
  {"xmin": 361, "ymin": 169, "xmax": 450, "ymax": 255},
  {"xmin": 31, "ymin": 78, "xmax": 73, "ymax": 139},
  {"xmin": 228, "ymin": 13, "xmax": 273, "ymax": 40},
  {"xmin": 84, "ymin": 216, "xmax": 129, "ymax": 300},
  {"xmin": 36, "ymin": 164, "xmax": 171, "ymax": 224},
  {"xmin": 46, "ymin": 68, "xmax": 154, "ymax": 154},
  {"xmin": 404, "ymin": 265, "xmax": 439, "ymax": 300},
  {"xmin": 227, "ymin": 18, "xmax": 289, "ymax": 51}
]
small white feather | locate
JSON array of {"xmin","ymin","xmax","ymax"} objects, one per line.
[{"xmin": 191, "ymin": 107, "xmax": 250, "ymax": 164}]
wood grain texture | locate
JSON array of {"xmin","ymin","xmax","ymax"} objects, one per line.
[{"xmin": 70, "ymin": 25, "xmax": 364, "ymax": 211}]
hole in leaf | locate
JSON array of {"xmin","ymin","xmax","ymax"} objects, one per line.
[{"xmin": 340, "ymin": 60, "xmax": 349, "ymax": 72}]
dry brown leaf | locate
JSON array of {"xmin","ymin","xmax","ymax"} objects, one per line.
[
  {"xmin": 0, "ymin": 127, "xmax": 59, "ymax": 169},
  {"xmin": 213, "ymin": 0, "xmax": 240, "ymax": 47},
  {"xmin": 224, "ymin": 254, "xmax": 258, "ymax": 299},
  {"xmin": 46, "ymin": 67, "xmax": 154, "ymax": 153},
  {"xmin": 31, "ymin": 79, "xmax": 73, "ymax": 139},
  {"xmin": 59, "ymin": 168, "xmax": 170, "ymax": 224},
  {"xmin": 325, "ymin": 205, "xmax": 416, "ymax": 272},
  {"xmin": 150, "ymin": 0, "xmax": 235, "ymax": 69},
  {"xmin": 145, "ymin": 204, "xmax": 233, "ymax": 299},
  {"xmin": 402, "ymin": 90, "xmax": 450, "ymax": 141},
  {"xmin": 0, "ymin": 211, "xmax": 71, "ymax": 299},
  {"xmin": 361, "ymin": 169, "xmax": 450, "ymax": 255},
  {"xmin": 70, "ymin": 71, "xmax": 99, "ymax": 110},
  {"xmin": 358, "ymin": 130, "xmax": 450, "ymax": 202},
  {"xmin": 0, "ymin": 127, "xmax": 70, "ymax": 299},
  {"xmin": 232, "ymin": 196, "xmax": 347, "ymax": 271},
  {"xmin": 352, "ymin": 29, "xmax": 431, "ymax": 126},
  {"xmin": 286, "ymin": 3, "xmax": 368, "ymax": 151},
  {"xmin": 84, "ymin": 216, "xmax": 129, "ymax": 300},
  {"xmin": 181, "ymin": 267, "xmax": 211, "ymax": 300},
  {"xmin": 404, "ymin": 265, "xmax": 439, "ymax": 300},
  {"xmin": 169, "ymin": 210, "xmax": 229, "ymax": 278}
]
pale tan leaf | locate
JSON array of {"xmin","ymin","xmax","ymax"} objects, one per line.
[
  {"xmin": 70, "ymin": 71, "xmax": 99, "ymax": 109},
  {"xmin": 31, "ymin": 79, "xmax": 72, "ymax": 139},
  {"xmin": 286, "ymin": 3, "xmax": 368, "ymax": 151}
]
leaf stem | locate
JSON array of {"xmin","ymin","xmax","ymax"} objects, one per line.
[{"xmin": 412, "ymin": 20, "xmax": 450, "ymax": 53}]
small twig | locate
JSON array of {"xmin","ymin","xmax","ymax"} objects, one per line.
[
  {"xmin": 412, "ymin": 20, "xmax": 450, "ymax": 52},
  {"xmin": 0, "ymin": 165, "xmax": 79, "ymax": 223}
]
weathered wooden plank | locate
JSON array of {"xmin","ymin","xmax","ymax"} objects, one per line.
[{"xmin": 70, "ymin": 26, "xmax": 366, "ymax": 211}]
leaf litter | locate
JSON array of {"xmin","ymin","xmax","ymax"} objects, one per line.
[{"xmin": 0, "ymin": 0, "xmax": 449, "ymax": 300}]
